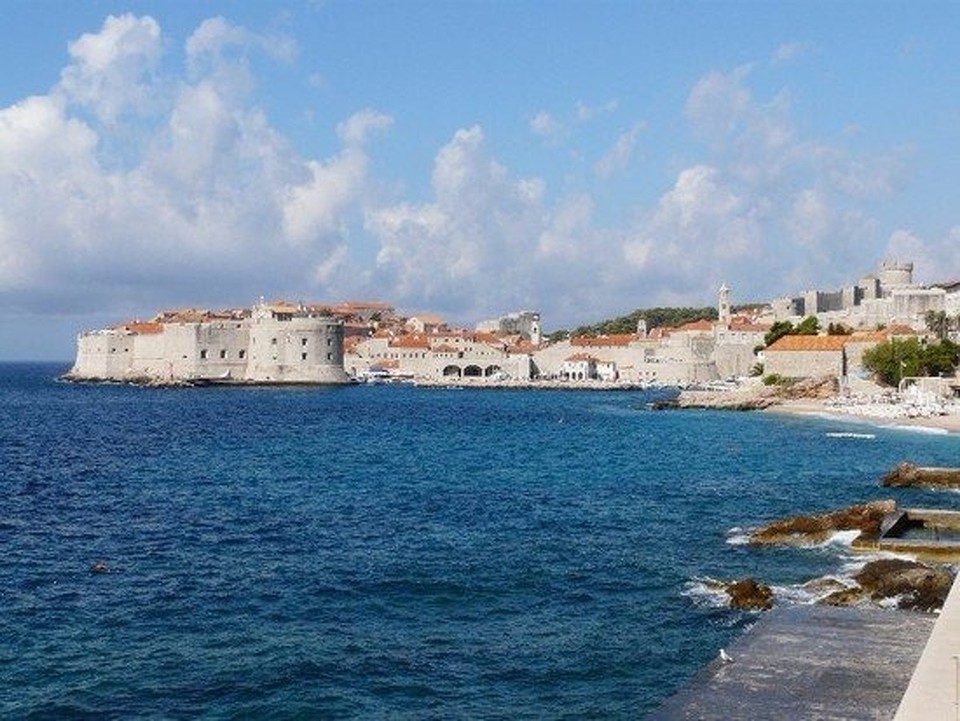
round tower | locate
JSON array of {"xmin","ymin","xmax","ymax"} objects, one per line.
[{"xmin": 879, "ymin": 259, "xmax": 913, "ymax": 292}]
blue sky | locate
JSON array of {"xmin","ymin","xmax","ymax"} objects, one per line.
[{"xmin": 3, "ymin": 1, "xmax": 960, "ymax": 360}]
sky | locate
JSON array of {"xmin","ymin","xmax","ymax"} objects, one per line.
[{"xmin": 3, "ymin": 1, "xmax": 960, "ymax": 360}]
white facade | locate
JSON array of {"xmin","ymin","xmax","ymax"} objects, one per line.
[{"xmin": 68, "ymin": 301, "xmax": 349, "ymax": 385}]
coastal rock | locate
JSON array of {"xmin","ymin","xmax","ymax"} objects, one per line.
[
  {"xmin": 881, "ymin": 461, "xmax": 960, "ymax": 489},
  {"xmin": 748, "ymin": 500, "xmax": 897, "ymax": 546},
  {"xmin": 670, "ymin": 389, "xmax": 780, "ymax": 411},
  {"xmin": 774, "ymin": 376, "xmax": 838, "ymax": 400},
  {"xmin": 668, "ymin": 376, "xmax": 838, "ymax": 412},
  {"xmin": 726, "ymin": 578, "xmax": 774, "ymax": 611},
  {"xmin": 820, "ymin": 559, "xmax": 954, "ymax": 612}
]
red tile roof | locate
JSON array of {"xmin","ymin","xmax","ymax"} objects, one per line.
[
  {"xmin": 389, "ymin": 334, "xmax": 430, "ymax": 349},
  {"xmin": 572, "ymin": 334, "xmax": 636, "ymax": 347},
  {"xmin": 766, "ymin": 335, "xmax": 849, "ymax": 352},
  {"xmin": 674, "ymin": 319, "xmax": 714, "ymax": 332},
  {"xmin": 118, "ymin": 321, "xmax": 164, "ymax": 335}
]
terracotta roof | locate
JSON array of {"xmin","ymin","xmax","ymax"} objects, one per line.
[
  {"xmin": 886, "ymin": 324, "xmax": 917, "ymax": 336},
  {"xmin": 472, "ymin": 331, "xmax": 502, "ymax": 344},
  {"xmin": 572, "ymin": 334, "xmax": 636, "ymax": 347},
  {"xmin": 674, "ymin": 319, "xmax": 714, "ymax": 332},
  {"xmin": 389, "ymin": 333, "xmax": 430, "ymax": 349},
  {"xmin": 334, "ymin": 300, "xmax": 394, "ymax": 311},
  {"xmin": 432, "ymin": 344, "xmax": 459, "ymax": 354},
  {"xmin": 118, "ymin": 321, "xmax": 164, "ymax": 335},
  {"xmin": 506, "ymin": 340, "xmax": 539, "ymax": 353},
  {"xmin": 565, "ymin": 352, "xmax": 597, "ymax": 362},
  {"xmin": 406, "ymin": 313, "xmax": 445, "ymax": 326},
  {"xmin": 846, "ymin": 331, "xmax": 889, "ymax": 344},
  {"xmin": 728, "ymin": 318, "xmax": 771, "ymax": 332},
  {"xmin": 766, "ymin": 335, "xmax": 849, "ymax": 352}
]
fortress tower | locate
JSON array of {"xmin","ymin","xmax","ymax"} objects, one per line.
[{"xmin": 879, "ymin": 259, "xmax": 914, "ymax": 294}]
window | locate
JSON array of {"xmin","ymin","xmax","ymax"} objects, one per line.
[
  {"xmin": 271, "ymin": 338, "xmax": 277, "ymax": 345},
  {"xmin": 301, "ymin": 352, "xmax": 308, "ymax": 361},
  {"xmin": 200, "ymin": 349, "xmax": 207, "ymax": 359},
  {"xmin": 301, "ymin": 338, "xmax": 308, "ymax": 346},
  {"xmin": 239, "ymin": 349, "xmax": 246, "ymax": 359},
  {"xmin": 327, "ymin": 352, "xmax": 333, "ymax": 361},
  {"xmin": 219, "ymin": 349, "xmax": 227, "ymax": 359}
]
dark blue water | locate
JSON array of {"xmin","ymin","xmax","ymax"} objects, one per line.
[{"xmin": 3, "ymin": 363, "xmax": 958, "ymax": 718}]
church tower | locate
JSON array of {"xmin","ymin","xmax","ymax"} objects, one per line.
[{"xmin": 718, "ymin": 283, "xmax": 731, "ymax": 324}]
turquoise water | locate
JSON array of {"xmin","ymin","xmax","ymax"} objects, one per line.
[{"xmin": 3, "ymin": 363, "xmax": 958, "ymax": 718}]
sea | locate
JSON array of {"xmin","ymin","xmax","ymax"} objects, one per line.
[{"xmin": 3, "ymin": 362, "xmax": 959, "ymax": 719}]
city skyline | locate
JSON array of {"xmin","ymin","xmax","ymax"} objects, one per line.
[{"xmin": 3, "ymin": 1, "xmax": 960, "ymax": 360}]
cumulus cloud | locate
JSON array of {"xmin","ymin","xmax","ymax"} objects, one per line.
[
  {"xmin": 368, "ymin": 126, "xmax": 548, "ymax": 313},
  {"xmin": 883, "ymin": 228, "xmax": 960, "ymax": 285},
  {"xmin": 58, "ymin": 14, "xmax": 163, "ymax": 124},
  {"xmin": 0, "ymin": 14, "xmax": 381, "ymax": 316},
  {"xmin": 0, "ymin": 13, "xmax": 940, "ymax": 337},
  {"xmin": 656, "ymin": 64, "xmax": 913, "ymax": 300}
]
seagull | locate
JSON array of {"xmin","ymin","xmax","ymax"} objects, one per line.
[{"xmin": 719, "ymin": 648, "xmax": 734, "ymax": 663}]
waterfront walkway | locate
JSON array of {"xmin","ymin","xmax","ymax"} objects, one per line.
[
  {"xmin": 895, "ymin": 574, "xmax": 960, "ymax": 720},
  {"xmin": 649, "ymin": 604, "xmax": 935, "ymax": 720}
]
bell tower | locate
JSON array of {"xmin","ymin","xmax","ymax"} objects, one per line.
[{"xmin": 718, "ymin": 283, "xmax": 731, "ymax": 324}]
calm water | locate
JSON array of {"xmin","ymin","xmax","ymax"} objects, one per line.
[{"xmin": 3, "ymin": 362, "xmax": 959, "ymax": 718}]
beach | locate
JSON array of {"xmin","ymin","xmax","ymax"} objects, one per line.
[{"xmin": 772, "ymin": 395, "xmax": 960, "ymax": 434}]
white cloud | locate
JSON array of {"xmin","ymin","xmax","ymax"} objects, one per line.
[
  {"xmin": 0, "ymin": 14, "xmax": 943, "ymax": 336},
  {"xmin": 885, "ymin": 228, "xmax": 960, "ymax": 285},
  {"xmin": 58, "ymin": 14, "xmax": 162, "ymax": 123},
  {"xmin": 186, "ymin": 16, "xmax": 296, "ymax": 70},
  {"xmin": 594, "ymin": 122, "xmax": 644, "ymax": 178},
  {"xmin": 772, "ymin": 42, "xmax": 806, "ymax": 64},
  {"xmin": 0, "ymin": 14, "xmax": 382, "ymax": 315},
  {"xmin": 368, "ymin": 126, "xmax": 552, "ymax": 315},
  {"xmin": 576, "ymin": 99, "xmax": 618, "ymax": 122},
  {"xmin": 337, "ymin": 109, "xmax": 393, "ymax": 146},
  {"xmin": 530, "ymin": 110, "xmax": 565, "ymax": 144}
]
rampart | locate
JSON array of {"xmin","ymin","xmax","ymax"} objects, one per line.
[{"xmin": 66, "ymin": 301, "xmax": 349, "ymax": 385}]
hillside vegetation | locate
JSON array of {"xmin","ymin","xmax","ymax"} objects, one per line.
[{"xmin": 547, "ymin": 306, "xmax": 719, "ymax": 342}]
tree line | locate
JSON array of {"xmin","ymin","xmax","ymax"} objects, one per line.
[{"xmin": 547, "ymin": 306, "xmax": 719, "ymax": 342}]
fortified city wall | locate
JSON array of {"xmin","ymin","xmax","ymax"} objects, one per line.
[{"xmin": 67, "ymin": 301, "xmax": 349, "ymax": 385}]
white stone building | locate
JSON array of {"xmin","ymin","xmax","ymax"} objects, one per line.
[{"xmin": 68, "ymin": 300, "xmax": 349, "ymax": 385}]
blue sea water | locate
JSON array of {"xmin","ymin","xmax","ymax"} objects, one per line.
[{"xmin": 3, "ymin": 362, "xmax": 959, "ymax": 719}]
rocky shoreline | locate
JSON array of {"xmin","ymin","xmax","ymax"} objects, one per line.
[{"xmin": 709, "ymin": 499, "xmax": 957, "ymax": 614}]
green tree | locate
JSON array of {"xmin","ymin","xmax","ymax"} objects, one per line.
[
  {"xmin": 862, "ymin": 337, "xmax": 960, "ymax": 386},
  {"xmin": 761, "ymin": 315, "xmax": 820, "ymax": 348},
  {"xmin": 554, "ymin": 305, "xmax": 719, "ymax": 339},
  {"xmin": 920, "ymin": 339, "xmax": 960, "ymax": 377},
  {"xmin": 763, "ymin": 320, "xmax": 794, "ymax": 347},
  {"xmin": 925, "ymin": 310, "xmax": 951, "ymax": 341},
  {"xmin": 795, "ymin": 316, "xmax": 820, "ymax": 335}
]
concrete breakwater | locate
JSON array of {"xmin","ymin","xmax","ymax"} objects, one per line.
[{"xmin": 649, "ymin": 603, "xmax": 936, "ymax": 720}]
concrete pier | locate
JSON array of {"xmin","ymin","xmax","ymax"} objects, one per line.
[
  {"xmin": 895, "ymin": 574, "xmax": 960, "ymax": 719},
  {"xmin": 649, "ymin": 604, "xmax": 935, "ymax": 720}
]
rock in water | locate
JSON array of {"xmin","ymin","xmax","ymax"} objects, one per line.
[
  {"xmin": 821, "ymin": 559, "xmax": 955, "ymax": 612},
  {"xmin": 881, "ymin": 461, "xmax": 960, "ymax": 489},
  {"xmin": 748, "ymin": 500, "xmax": 897, "ymax": 546},
  {"xmin": 726, "ymin": 578, "xmax": 774, "ymax": 611}
]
